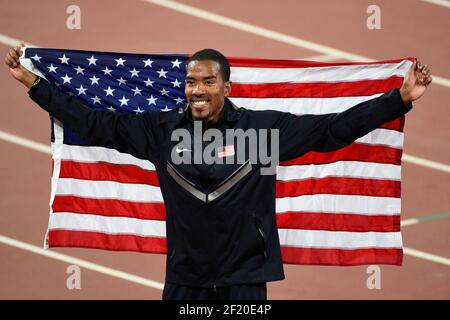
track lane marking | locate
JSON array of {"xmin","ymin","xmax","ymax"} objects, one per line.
[
  {"xmin": 0, "ymin": 130, "xmax": 51, "ymax": 154},
  {"xmin": 403, "ymin": 247, "xmax": 450, "ymax": 266},
  {"xmin": 0, "ymin": 34, "xmax": 36, "ymax": 47},
  {"xmin": 401, "ymin": 211, "xmax": 450, "ymax": 227},
  {"xmin": 420, "ymin": 0, "xmax": 450, "ymax": 9},
  {"xmin": 0, "ymin": 234, "xmax": 165, "ymax": 290}
]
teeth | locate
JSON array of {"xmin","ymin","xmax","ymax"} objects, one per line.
[{"xmin": 193, "ymin": 100, "xmax": 207, "ymax": 105}]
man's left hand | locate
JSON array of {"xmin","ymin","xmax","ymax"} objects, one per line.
[{"xmin": 400, "ymin": 60, "xmax": 432, "ymax": 105}]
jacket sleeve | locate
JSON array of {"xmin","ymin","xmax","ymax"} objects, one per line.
[
  {"xmin": 28, "ymin": 79, "xmax": 161, "ymax": 163},
  {"xmin": 274, "ymin": 88, "xmax": 412, "ymax": 162}
]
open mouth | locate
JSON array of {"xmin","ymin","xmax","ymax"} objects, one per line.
[{"xmin": 191, "ymin": 99, "xmax": 209, "ymax": 111}]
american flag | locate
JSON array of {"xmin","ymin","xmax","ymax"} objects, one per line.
[{"xmin": 23, "ymin": 48, "xmax": 412, "ymax": 265}]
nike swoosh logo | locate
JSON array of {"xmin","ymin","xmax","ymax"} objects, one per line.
[{"xmin": 175, "ymin": 146, "xmax": 191, "ymax": 154}]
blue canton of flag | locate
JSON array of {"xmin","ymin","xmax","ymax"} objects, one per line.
[{"xmin": 25, "ymin": 48, "xmax": 188, "ymax": 114}]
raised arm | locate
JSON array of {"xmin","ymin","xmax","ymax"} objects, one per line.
[
  {"xmin": 5, "ymin": 43, "xmax": 161, "ymax": 162},
  {"xmin": 274, "ymin": 60, "xmax": 432, "ymax": 161}
]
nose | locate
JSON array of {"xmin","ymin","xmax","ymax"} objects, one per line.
[{"xmin": 192, "ymin": 83, "xmax": 206, "ymax": 95}]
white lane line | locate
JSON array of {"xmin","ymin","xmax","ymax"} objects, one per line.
[
  {"xmin": 0, "ymin": 34, "xmax": 37, "ymax": 47},
  {"xmin": 402, "ymin": 218, "xmax": 423, "ymax": 227},
  {"xmin": 0, "ymin": 130, "xmax": 51, "ymax": 154},
  {"xmin": 402, "ymin": 154, "xmax": 450, "ymax": 173},
  {"xmin": 420, "ymin": 0, "xmax": 450, "ymax": 9},
  {"xmin": 143, "ymin": 0, "xmax": 450, "ymax": 88},
  {"xmin": 401, "ymin": 211, "xmax": 450, "ymax": 227},
  {"xmin": 0, "ymin": 234, "xmax": 165, "ymax": 290},
  {"xmin": 403, "ymin": 247, "xmax": 450, "ymax": 266},
  {"xmin": 2, "ymin": 129, "xmax": 449, "ymax": 174}
]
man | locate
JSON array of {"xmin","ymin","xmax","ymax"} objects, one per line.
[{"xmin": 5, "ymin": 44, "xmax": 432, "ymax": 300}]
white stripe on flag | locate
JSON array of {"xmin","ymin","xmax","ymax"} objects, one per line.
[
  {"xmin": 48, "ymin": 212, "xmax": 166, "ymax": 237},
  {"xmin": 355, "ymin": 129, "xmax": 403, "ymax": 148},
  {"xmin": 275, "ymin": 194, "xmax": 400, "ymax": 215},
  {"xmin": 277, "ymin": 161, "xmax": 401, "ymax": 181},
  {"xmin": 230, "ymin": 61, "xmax": 412, "ymax": 84},
  {"xmin": 56, "ymin": 178, "xmax": 164, "ymax": 202},
  {"xmin": 278, "ymin": 229, "xmax": 403, "ymax": 249},
  {"xmin": 230, "ymin": 94, "xmax": 383, "ymax": 114},
  {"xmin": 59, "ymin": 144, "xmax": 156, "ymax": 170}
]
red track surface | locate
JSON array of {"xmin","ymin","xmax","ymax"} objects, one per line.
[{"xmin": 0, "ymin": 0, "xmax": 449, "ymax": 299}]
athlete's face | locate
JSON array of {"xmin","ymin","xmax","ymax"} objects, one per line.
[{"xmin": 185, "ymin": 59, "xmax": 231, "ymax": 123}]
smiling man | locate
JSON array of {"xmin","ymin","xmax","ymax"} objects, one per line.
[
  {"xmin": 185, "ymin": 51, "xmax": 232, "ymax": 123},
  {"xmin": 5, "ymin": 45, "xmax": 432, "ymax": 300}
]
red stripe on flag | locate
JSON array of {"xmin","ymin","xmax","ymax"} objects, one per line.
[
  {"xmin": 229, "ymin": 77, "xmax": 403, "ymax": 98},
  {"xmin": 48, "ymin": 230, "xmax": 167, "ymax": 254},
  {"xmin": 52, "ymin": 195, "xmax": 166, "ymax": 220},
  {"xmin": 276, "ymin": 212, "xmax": 400, "ymax": 232},
  {"xmin": 280, "ymin": 247, "xmax": 403, "ymax": 265},
  {"xmin": 276, "ymin": 178, "xmax": 401, "ymax": 198},
  {"xmin": 280, "ymin": 143, "xmax": 402, "ymax": 166},
  {"xmin": 380, "ymin": 116, "xmax": 405, "ymax": 131},
  {"xmin": 59, "ymin": 160, "xmax": 160, "ymax": 186}
]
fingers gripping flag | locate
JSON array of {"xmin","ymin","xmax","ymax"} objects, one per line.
[{"xmin": 22, "ymin": 47, "xmax": 413, "ymax": 265}]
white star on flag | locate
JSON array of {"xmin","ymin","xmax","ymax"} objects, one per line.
[
  {"xmin": 134, "ymin": 106, "xmax": 145, "ymax": 114},
  {"xmin": 171, "ymin": 79, "xmax": 182, "ymax": 88},
  {"xmin": 119, "ymin": 96, "xmax": 130, "ymax": 106},
  {"xmin": 31, "ymin": 54, "xmax": 42, "ymax": 62},
  {"xmin": 146, "ymin": 95, "xmax": 157, "ymax": 105},
  {"xmin": 104, "ymin": 86, "xmax": 115, "ymax": 96},
  {"xmin": 74, "ymin": 66, "xmax": 85, "ymax": 75},
  {"xmin": 143, "ymin": 59, "xmax": 154, "ymax": 67},
  {"xmin": 102, "ymin": 67, "xmax": 113, "ymax": 76},
  {"xmin": 61, "ymin": 74, "xmax": 72, "ymax": 84},
  {"xmin": 174, "ymin": 97, "xmax": 185, "ymax": 105},
  {"xmin": 76, "ymin": 85, "xmax": 87, "ymax": 95},
  {"xmin": 114, "ymin": 58, "xmax": 126, "ymax": 66},
  {"xmin": 91, "ymin": 96, "xmax": 102, "ymax": 104},
  {"xmin": 171, "ymin": 59, "xmax": 182, "ymax": 68},
  {"xmin": 132, "ymin": 87, "xmax": 142, "ymax": 96},
  {"xmin": 59, "ymin": 54, "xmax": 70, "ymax": 64},
  {"xmin": 117, "ymin": 77, "xmax": 127, "ymax": 86},
  {"xmin": 87, "ymin": 55, "xmax": 98, "ymax": 65},
  {"xmin": 144, "ymin": 78, "xmax": 154, "ymax": 87},
  {"xmin": 157, "ymin": 68, "xmax": 168, "ymax": 78},
  {"xmin": 89, "ymin": 75, "xmax": 100, "ymax": 85},
  {"xmin": 130, "ymin": 68, "xmax": 140, "ymax": 77},
  {"xmin": 160, "ymin": 88, "xmax": 170, "ymax": 96},
  {"xmin": 47, "ymin": 64, "xmax": 57, "ymax": 73}
]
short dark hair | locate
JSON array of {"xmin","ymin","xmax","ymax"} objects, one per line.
[{"xmin": 188, "ymin": 48, "xmax": 231, "ymax": 81}]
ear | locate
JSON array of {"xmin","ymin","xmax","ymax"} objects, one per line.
[{"xmin": 224, "ymin": 81, "xmax": 232, "ymax": 97}]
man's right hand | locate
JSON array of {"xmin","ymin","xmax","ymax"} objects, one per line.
[{"xmin": 4, "ymin": 42, "xmax": 37, "ymax": 89}]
